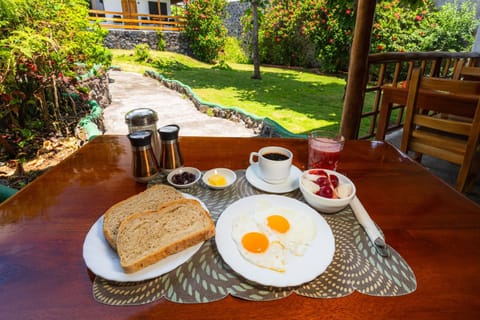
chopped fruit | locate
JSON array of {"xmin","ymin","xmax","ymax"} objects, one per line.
[
  {"xmin": 302, "ymin": 170, "xmax": 352, "ymax": 199},
  {"xmin": 329, "ymin": 175, "xmax": 339, "ymax": 188},
  {"xmin": 308, "ymin": 169, "xmax": 328, "ymax": 177},
  {"xmin": 335, "ymin": 183, "xmax": 353, "ymax": 198},
  {"xmin": 317, "ymin": 185, "xmax": 334, "ymax": 198},
  {"xmin": 316, "ymin": 176, "xmax": 330, "ymax": 187}
]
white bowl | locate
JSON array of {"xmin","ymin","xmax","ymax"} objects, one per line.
[
  {"xmin": 299, "ymin": 169, "xmax": 356, "ymax": 214},
  {"xmin": 167, "ymin": 167, "xmax": 201, "ymax": 188},
  {"xmin": 202, "ymin": 168, "xmax": 236, "ymax": 189}
]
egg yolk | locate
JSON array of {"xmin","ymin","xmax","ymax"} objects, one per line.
[
  {"xmin": 241, "ymin": 232, "xmax": 269, "ymax": 253},
  {"xmin": 208, "ymin": 174, "xmax": 227, "ymax": 186},
  {"xmin": 267, "ymin": 215, "xmax": 290, "ymax": 233}
]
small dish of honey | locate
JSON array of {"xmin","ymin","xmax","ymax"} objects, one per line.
[{"xmin": 202, "ymin": 168, "xmax": 237, "ymax": 190}]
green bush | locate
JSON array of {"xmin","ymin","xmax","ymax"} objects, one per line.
[
  {"xmin": 256, "ymin": 0, "xmax": 478, "ymax": 72},
  {"xmin": 223, "ymin": 36, "xmax": 249, "ymax": 64},
  {"xmin": 0, "ymin": 0, "xmax": 111, "ymax": 156},
  {"xmin": 421, "ymin": 0, "xmax": 478, "ymax": 51},
  {"xmin": 134, "ymin": 44, "xmax": 151, "ymax": 62},
  {"xmin": 183, "ymin": 0, "xmax": 228, "ymax": 63}
]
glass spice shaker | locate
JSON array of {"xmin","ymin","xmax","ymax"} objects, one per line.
[
  {"xmin": 127, "ymin": 130, "xmax": 160, "ymax": 183},
  {"xmin": 125, "ymin": 108, "xmax": 161, "ymax": 163},
  {"xmin": 158, "ymin": 124, "xmax": 184, "ymax": 172}
]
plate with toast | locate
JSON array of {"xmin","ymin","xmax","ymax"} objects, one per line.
[{"xmin": 83, "ymin": 185, "xmax": 215, "ymax": 282}]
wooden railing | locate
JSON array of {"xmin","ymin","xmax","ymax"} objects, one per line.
[
  {"xmin": 88, "ymin": 10, "xmax": 186, "ymax": 31},
  {"xmin": 358, "ymin": 51, "xmax": 480, "ymax": 139}
]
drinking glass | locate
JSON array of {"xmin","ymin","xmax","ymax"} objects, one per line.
[{"xmin": 308, "ymin": 130, "xmax": 345, "ymax": 170}]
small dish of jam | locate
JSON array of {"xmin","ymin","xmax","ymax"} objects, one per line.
[{"xmin": 167, "ymin": 167, "xmax": 201, "ymax": 188}]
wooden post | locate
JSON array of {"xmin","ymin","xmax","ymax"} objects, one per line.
[{"xmin": 340, "ymin": 0, "xmax": 376, "ymax": 139}]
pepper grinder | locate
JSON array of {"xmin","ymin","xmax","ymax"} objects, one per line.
[
  {"xmin": 125, "ymin": 108, "xmax": 161, "ymax": 163},
  {"xmin": 158, "ymin": 124, "xmax": 183, "ymax": 172},
  {"xmin": 127, "ymin": 130, "xmax": 160, "ymax": 183}
]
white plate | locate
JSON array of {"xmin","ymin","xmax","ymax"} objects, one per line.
[
  {"xmin": 82, "ymin": 194, "xmax": 205, "ymax": 282},
  {"xmin": 246, "ymin": 164, "xmax": 301, "ymax": 193},
  {"xmin": 215, "ymin": 195, "xmax": 335, "ymax": 287}
]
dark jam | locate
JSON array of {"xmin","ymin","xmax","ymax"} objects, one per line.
[
  {"xmin": 172, "ymin": 172, "xmax": 196, "ymax": 185},
  {"xmin": 263, "ymin": 152, "xmax": 289, "ymax": 161}
]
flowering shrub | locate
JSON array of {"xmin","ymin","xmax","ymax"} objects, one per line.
[
  {"xmin": 257, "ymin": 0, "xmax": 478, "ymax": 72},
  {"xmin": 183, "ymin": 0, "xmax": 228, "ymax": 63},
  {"xmin": 0, "ymin": 0, "xmax": 111, "ymax": 157}
]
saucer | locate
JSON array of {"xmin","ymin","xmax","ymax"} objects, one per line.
[{"xmin": 245, "ymin": 164, "xmax": 301, "ymax": 193}]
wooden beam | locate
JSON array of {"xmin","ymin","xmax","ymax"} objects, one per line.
[{"xmin": 340, "ymin": 0, "xmax": 376, "ymax": 139}]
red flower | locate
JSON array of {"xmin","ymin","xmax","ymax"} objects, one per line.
[
  {"xmin": 415, "ymin": 15, "xmax": 423, "ymax": 21},
  {"xmin": 329, "ymin": 38, "xmax": 334, "ymax": 44},
  {"xmin": 394, "ymin": 12, "xmax": 400, "ymax": 20},
  {"xmin": 345, "ymin": 9, "xmax": 351, "ymax": 15},
  {"xmin": 377, "ymin": 45, "xmax": 384, "ymax": 51}
]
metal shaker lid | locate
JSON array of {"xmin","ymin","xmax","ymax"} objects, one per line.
[
  {"xmin": 125, "ymin": 108, "xmax": 158, "ymax": 126},
  {"xmin": 127, "ymin": 130, "xmax": 153, "ymax": 147},
  {"xmin": 159, "ymin": 124, "xmax": 180, "ymax": 141}
]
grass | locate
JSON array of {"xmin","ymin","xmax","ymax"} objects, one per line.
[{"xmin": 111, "ymin": 49, "xmax": 373, "ymax": 136}]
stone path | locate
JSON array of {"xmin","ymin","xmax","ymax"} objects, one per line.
[{"xmin": 103, "ymin": 70, "xmax": 256, "ymax": 137}]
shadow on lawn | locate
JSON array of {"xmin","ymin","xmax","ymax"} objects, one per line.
[{"xmin": 157, "ymin": 64, "xmax": 346, "ymax": 135}]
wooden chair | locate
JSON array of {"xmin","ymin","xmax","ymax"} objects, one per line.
[
  {"xmin": 453, "ymin": 59, "xmax": 480, "ymax": 81},
  {"xmin": 400, "ymin": 67, "xmax": 480, "ymax": 192}
]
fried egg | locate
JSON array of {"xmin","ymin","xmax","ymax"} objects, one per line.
[
  {"xmin": 254, "ymin": 200, "xmax": 316, "ymax": 256},
  {"xmin": 231, "ymin": 212, "xmax": 286, "ymax": 272}
]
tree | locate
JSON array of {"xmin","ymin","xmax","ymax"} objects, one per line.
[
  {"xmin": 242, "ymin": 0, "xmax": 268, "ymax": 80},
  {"xmin": 251, "ymin": 0, "xmax": 261, "ymax": 79}
]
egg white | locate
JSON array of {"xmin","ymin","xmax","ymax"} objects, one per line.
[
  {"xmin": 254, "ymin": 200, "xmax": 317, "ymax": 256},
  {"xmin": 231, "ymin": 211, "xmax": 286, "ymax": 272}
]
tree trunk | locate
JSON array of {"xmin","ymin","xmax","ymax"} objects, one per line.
[
  {"xmin": 340, "ymin": 0, "xmax": 375, "ymax": 139},
  {"xmin": 251, "ymin": 0, "xmax": 261, "ymax": 80}
]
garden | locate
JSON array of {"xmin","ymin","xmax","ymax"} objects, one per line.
[{"xmin": 0, "ymin": 0, "xmax": 478, "ymax": 192}]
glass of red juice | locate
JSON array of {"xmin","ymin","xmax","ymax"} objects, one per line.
[{"xmin": 308, "ymin": 130, "xmax": 345, "ymax": 170}]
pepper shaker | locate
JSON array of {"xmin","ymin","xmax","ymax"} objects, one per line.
[
  {"xmin": 158, "ymin": 124, "xmax": 183, "ymax": 172},
  {"xmin": 127, "ymin": 130, "xmax": 160, "ymax": 183}
]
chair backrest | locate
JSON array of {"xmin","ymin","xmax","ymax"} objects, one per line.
[
  {"xmin": 400, "ymin": 67, "xmax": 480, "ymax": 191},
  {"xmin": 453, "ymin": 59, "xmax": 480, "ymax": 81}
]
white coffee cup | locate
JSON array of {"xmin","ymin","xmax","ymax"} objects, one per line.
[{"xmin": 249, "ymin": 146, "xmax": 293, "ymax": 184}]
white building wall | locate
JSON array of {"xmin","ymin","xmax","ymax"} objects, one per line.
[{"xmin": 102, "ymin": 0, "xmax": 171, "ymax": 15}]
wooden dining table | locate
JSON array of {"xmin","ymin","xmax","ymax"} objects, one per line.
[{"xmin": 1, "ymin": 135, "xmax": 479, "ymax": 319}]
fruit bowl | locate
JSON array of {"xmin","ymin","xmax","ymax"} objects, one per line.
[{"xmin": 299, "ymin": 169, "xmax": 356, "ymax": 214}]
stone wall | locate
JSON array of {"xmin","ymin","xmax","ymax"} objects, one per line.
[
  {"xmin": 224, "ymin": 1, "xmax": 249, "ymax": 38},
  {"xmin": 104, "ymin": 30, "xmax": 190, "ymax": 55}
]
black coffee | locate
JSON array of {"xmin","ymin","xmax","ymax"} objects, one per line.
[{"xmin": 263, "ymin": 152, "xmax": 289, "ymax": 161}]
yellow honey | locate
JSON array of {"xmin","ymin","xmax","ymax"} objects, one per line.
[{"xmin": 208, "ymin": 174, "xmax": 227, "ymax": 187}]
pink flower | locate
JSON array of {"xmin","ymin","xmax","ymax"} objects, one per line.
[
  {"xmin": 329, "ymin": 38, "xmax": 334, "ymax": 44},
  {"xmin": 345, "ymin": 9, "xmax": 351, "ymax": 15},
  {"xmin": 394, "ymin": 12, "xmax": 400, "ymax": 20}
]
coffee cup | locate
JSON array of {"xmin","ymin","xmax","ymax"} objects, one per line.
[{"xmin": 249, "ymin": 146, "xmax": 293, "ymax": 184}]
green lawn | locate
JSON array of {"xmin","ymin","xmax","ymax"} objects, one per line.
[{"xmin": 111, "ymin": 50, "xmax": 372, "ymax": 136}]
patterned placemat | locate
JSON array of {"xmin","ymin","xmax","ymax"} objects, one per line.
[{"xmin": 92, "ymin": 171, "xmax": 416, "ymax": 305}]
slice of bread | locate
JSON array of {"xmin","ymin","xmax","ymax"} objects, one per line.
[
  {"xmin": 103, "ymin": 184, "xmax": 183, "ymax": 250},
  {"xmin": 116, "ymin": 199, "xmax": 215, "ymax": 273}
]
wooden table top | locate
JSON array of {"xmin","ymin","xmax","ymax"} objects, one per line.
[{"xmin": 1, "ymin": 135, "xmax": 479, "ymax": 319}]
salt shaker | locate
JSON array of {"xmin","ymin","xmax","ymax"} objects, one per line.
[
  {"xmin": 125, "ymin": 108, "xmax": 161, "ymax": 162},
  {"xmin": 158, "ymin": 124, "xmax": 183, "ymax": 172},
  {"xmin": 127, "ymin": 130, "xmax": 159, "ymax": 183}
]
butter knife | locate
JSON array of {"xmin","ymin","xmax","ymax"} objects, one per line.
[{"xmin": 350, "ymin": 196, "xmax": 390, "ymax": 257}]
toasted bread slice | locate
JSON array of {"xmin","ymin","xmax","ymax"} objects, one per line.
[
  {"xmin": 103, "ymin": 184, "xmax": 183, "ymax": 250},
  {"xmin": 116, "ymin": 199, "xmax": 215, "ymax": 273}
]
